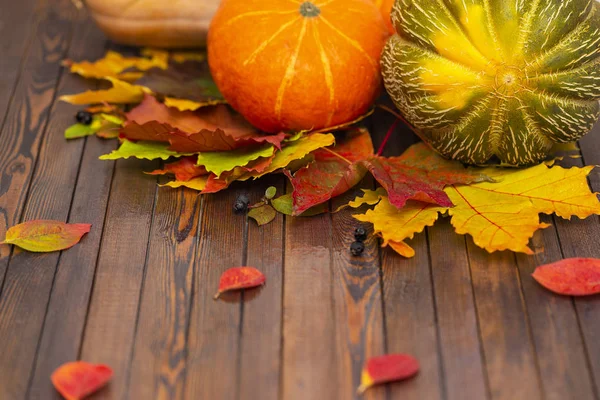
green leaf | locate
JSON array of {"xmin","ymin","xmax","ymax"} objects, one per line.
[
  {"xmin": 65, "ymin": 117, "xmax": 103, "ymax": 139},
  {"xmin": 248, "ymin": 204, "xmax": 277, "ymax": 226},
  {"xmin": 265, "ymin": 186, "xmax": 277, "ymax": 200},
  {"xmin": 196, "ymin": 145, "xmax": 275, "ymax": 177},
  {"xmin": 271, "ymin": 194, "xmax": 328, "ymax": 217},
  {"xmin": 99, "ymin": 139, "xmax": 193, "ymax": 160}
]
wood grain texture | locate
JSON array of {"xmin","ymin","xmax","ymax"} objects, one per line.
[
  {"xmin": 0, "ymin": 0, "xmax": 72, "ymax": 294},
  {"xmin": 0, "ymin": 1, "xmax": 77, "ymax": 398},
  {"xmin": 428, "ymin": 220, "xmax": 489, "ymax": 400},
  {"xmin": 466, "ymin": 247, "xmax": 542, "ymax": 400},
  {"xmin": 281, "ymin": 184, "xmax": 339, "ymax": 400},
  {"xmin": 0, "ymin": 0, "xmax": 38, "ymax": 127},
  {"xmin": 374, "ymin": 111, "xmax": 443, "ymax": 400},
  {"xmin": 183, "ymin": 186, "xmax": 246, "ymax": 400},
  {"xmin": 239, "ymin": 176, "xmax": 285, "ymax": 400},
  {"xmin": 78, "ymin": 157, "xmax": 158, "ymax": 399},
  {"xmin": 128, "ymin": 180, "xmax": 201, "ymax": 400},
  {"xmin": 330, "ymin": 175, "xmax": 386, "ymax": 400},
  {"xmin": 515, "ymin": 217, "xmax": 596, "ymax": 400}
]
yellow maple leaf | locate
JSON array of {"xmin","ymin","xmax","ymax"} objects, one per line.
[
  {"xmin": 354, "ymin": 197, "xmax": 445, "ymax": 258},
  {"xmin": 64, "ymin": 49, "xmax": 168, "ymax": 81},
  {"xmin": 445, "ymin": 163, "xmax": 600, "ymax": 254},
  {"xmin": 163, "ymin": 97, "xmax": 226, "ymax": 112},
  {"xmin": 60, "ymin": 78, "xmax": 146, "ymax": 105},
  {"xmin": 161, "ymin": 176, "xmax": 208, "ymax": 191}
]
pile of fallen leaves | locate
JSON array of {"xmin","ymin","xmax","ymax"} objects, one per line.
[{"xmin": 58, "ymin": 49, "xmax": 600, "ymax": 259}]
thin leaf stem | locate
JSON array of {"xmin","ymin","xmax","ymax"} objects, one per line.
[
  {"xmin": 377, "ymin": 118, "xmax": 400, "ymax": 156},
  {"xmin": 322, "ymin": 147, "xmax": 353, "ymax": 165}
]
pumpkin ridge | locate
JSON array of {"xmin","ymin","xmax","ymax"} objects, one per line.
[
  {"xmin": 243, "ymin": 16, "xmax": 301, "ymax": 66},
  {"xmin": 482, "ymin": 0, "xmax": 506, "ymax": 61},
  {"xmin": 216, "ymin": 10, "xmax": 298, "ymax": 35},
  {"xmin": 437, "ymin": 94, "xmax": 495, "ymax": 133},
  {"xmin": 514, "ymin": 0, "xmax": 543, "ymax": 59},
  {"xmin": 275, "ymin": 18, "xmax": 309, "ymax": 119},
  {"xmin": 319, "ymin": 16, "xmax": 378, "ymax": 69},
  {"xmin": 528, "ymin": 89, "xmax": 599, "ymax": 108},
  {"xmin": 520, "ymin": 105, "xmax": 554, "ymax": 150},
  {"xmin": 525, "ymin": 4, "xmax": 599, "ymax": 73},
  {"xmin": 529, "ymin": 58, "xmax": 600, "ymax": 82},
  {"xmin": 311, "ymin": 21, "xmax": 336, "ymax": 126}
]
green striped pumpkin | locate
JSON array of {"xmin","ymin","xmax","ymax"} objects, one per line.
[{"xmin": 381, "ymin": 0, "xmax": 600, "ymax": 165}]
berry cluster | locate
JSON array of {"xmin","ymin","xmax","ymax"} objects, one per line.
[
  {"xmin": 350, "ymin": 227, "xmax": 367, "ymax": 256},
  {"xmin": 233, "ymin": 194, "xmax": 250, "ymax": 213},
  {"xmin": 75, "ymin": 110, "xmax": 93, "ymax": 125}
]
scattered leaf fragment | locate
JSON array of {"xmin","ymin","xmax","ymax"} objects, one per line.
[
  {"xmin": 60, "ymin": 78, "xmax": 145, "ymax": 105},
  {"xmin": 51, "ymin": 361, "xmax": 113, "ymax": 400},
  {"xmin": 214, "ymin": 267, "xmax": 266, "ymax": 299},
  {"xmin": 532, "ymin": 258, "xmax": 600, "ymax": 296},
  {"xmin": 358, "ymin": 354, "xmax": 420, "ymax": 394},
  {"xmin": 1, "ymin": 220, "xmax": 91, "ymax": 253},
  {"xmin": 248, "ymin": 204, "xmax": 277, "ymax": 226},
  {"xmin": 347, "ymin": 188, "xmax": 387, "ymax": 209},
  {"xmin": 265, "ymin": 186, "xmax": 277, "ymax": 200},
  {"xmin": 99, "ymin": 140, "xmax": 193, "ymax": 161},
  {"xmin": 63, "ymin": 49, "xmax": 168, "ymax": 80}
]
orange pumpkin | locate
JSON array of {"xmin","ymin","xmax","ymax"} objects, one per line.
[
  {"xmin": 374, "ymin": 0, "xmax": 395, "ymax": 34},
  {"xmin": 208, "ymin": 0, "xmax": 388, "ymax": 133}
]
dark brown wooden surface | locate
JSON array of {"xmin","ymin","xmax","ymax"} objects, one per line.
[{"xmin": 0, "ymin": 2, "xmax": 599, "ymax": 400}]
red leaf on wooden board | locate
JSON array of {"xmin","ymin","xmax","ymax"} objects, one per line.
[
  {"xmin": 1, "ymin": 221, "xmax": 91, "ymax": 253},
  {"xmin": 147, "ymin": 156, "xmax": 208, "ymax": 181},
  {"xmin": 51, "ymin": 361, "xmax": 113, "ymax": 400},
  {"xmin": 121, "ymin": 95, "xmax": 286, "ymax": 152},
  {"xmin": 287, "ymin": 128, "xmax": 374, "ymax": 215},
  {"xmin": 532, "ymin": 258, "xmax": 600, "ymax": 296},
  {"xmin": 358, "ymin": 354, "xmax": 420, "ymax": 394},
  {"xmin": 361, "ymin": 143, "xmax": 492, "ymax": 209},
  {"xmin": 214, "ymin": 267, "xmax": 266, "ymax": 299}
]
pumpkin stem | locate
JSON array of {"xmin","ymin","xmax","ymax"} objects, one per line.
[{"xmin": 299, "ymin": 1, "xmax": 321, "ymax": 18}]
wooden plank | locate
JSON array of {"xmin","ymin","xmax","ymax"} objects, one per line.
[
  {"xmin": 553, "ymin": 125, "xmax": 600, "ymax": 392},
  {"xmin": 184, "ymin": 186, "xmax": 246, "ymax": 400},
  {"xmin": 0, "ymin": 1, "xmax": 76, "ymax": 397},
  {"xmin": 127, "ymin": 181, "xmax": 202, "ymax": 399},
  {"xmin": 239, "ymin": 176, "xmax": 285, "ymax": 400},
  {"xmin": 428, "ymin": 221, "xmax": 489, "ymax": 400},
  {"xmin": 467, "ymin": 247, "xmax": 543, "ymax": 400},
  {"xmin": 281, "ymin": 188, "xmax": 339, "ymax": 399},
  {"xmin": 0, "ymin": 0, "xmax": 38, "ymax": 124},
  {"xmin": 78, "ymin": 157, "xmax": 158, "ymax": 398},
  {"xmin": 23, "ymin": 12, "xmax": 112, "ymax": 399},
  {"xmin": 515, "ymin": 219, "xmax": 596, "ymax": 400},
  {"xmin": 329, "ymin": 175, "xmax": 386, "ymax": 400},
  {"xmin": 376, "ymin": 116, "xmax": 443, "ymax": 400},
  {"xmin": 0, "ymin": 0, "xmax": 72, "ymax": 291}
]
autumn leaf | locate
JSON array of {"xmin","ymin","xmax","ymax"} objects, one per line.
[
  {"xmin": 136, "ymin": 60, "xmax": 225, "ymax": 107},
  {"xmin": 161, "ymin": 176, "xmax": 208, "ymax": 191},
  {"xmin": 314, "ymin": 109, "xmax": 374, "ymax": 133},
  {"xmin": 532, "ymin": 258, "xmax": 600, "ymax": 296},
  {"xmin": 1, "ymin": 220, "xmax": 91, "ymax": 253},
  {"xmin": 357, "ymin": 354, "xmax": 420, "ymax": 394},
  {"xmin": 354, "ymin": 196, "xmax": 445, "ymax": 258},
  {"xmin": 60, "ymin": 78, "xmax": 145, "ymax": 105},
  {"xmin": 147, "ymin": 156, "xmax": 208, "ymax": 181},
  {"xmin": 362, "ymin": 143, "xmax": 492, "ymax": 209},
  {"xmin": 65, "ymin": 114, "xmax": 123, "ymax": 140},
  {"xmin": 214, "ymin": 267, "xmax": 266, "ymax": 299},
  {"xmin": 51, "ymin": 361, "xmax": 113, "ymax": 400},
  {"xmin": 248, "ymin": 204, "xmax": 277, "ymax": 226},
  {"xmin": 122, "ymin": 95, "xmax": 286, "ymax": 152},
  {"xmin": 197, "ymin": 145, "xmax": 275, "ymax": 177},
  {"xmin": 271, "ymin": 194, "xmax": 328, "ymax": 217},
  {"xmin": 287, "ymin": 128, "xmax": 373, "ymax": 215},
  {"xmin": 446, "ymin": 164, "xmax": 600, "ymax": 254},
  {"xmin": 347, "ymin": 188, "xmax": 387, "ymax": 209},
  {"xmin": 99, "ymin": 139, "xmax": 193, "ymax": 161},
  {"xmin": 63, "ymin": 49, "xmax": 168, "ymax": 81}
]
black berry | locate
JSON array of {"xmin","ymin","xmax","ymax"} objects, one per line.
[
  {"xmin": 76, "ymin": 110, "xmax": 93, "ymax": 125},
  {"xmin": 354, "ymin": 227, "xmax": 367, "ymax": 241},
  {"xmin": 350, "ymin": 241, "xmax": 365, "ymax": 256},
  {"xmin": 233, "ymin": 194, "xmax": 250, "ymax": 214}
]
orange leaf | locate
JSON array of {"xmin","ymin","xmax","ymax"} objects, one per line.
[
  {"xmin": 214, "ymin": 267, "xmax": 266, "ymax": 299},
  {"xmin": 358, "ymin": 354, "xmax": 420, "ymax": 394},
  {"xmin": 1, "ymin": 220, "xmax": 91, "ymax": 253},
  {"xmin": 51, "ymin": 361, "xmax": 113, "ymax": 400},
  {"xmin": 532, "ymin": 258, "xmax": 600, "ymax": 296},
  {"xmin": 147, "ymin": 156, "xmax": 208, "ymax": 181},
  {"xmin": 122, "ymin": 95, "xmax": 286, "ymax": 152}
]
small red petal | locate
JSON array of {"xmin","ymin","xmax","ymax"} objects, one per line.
[
  {"xmin": 51, "ymin": 361, "xmax": 113, "ymax": 400},
  {"xmin": 358, "ymin": 354, "xmax": 419, "ymax": 394},
  {"xmin": 214, "ymin": 267, "xmax": 266, "ymax": 299},
  {"xmin": 532, "ymin": 258, "xmax": 600, "ymax": 296}
]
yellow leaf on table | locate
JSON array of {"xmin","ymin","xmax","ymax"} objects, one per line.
[
  {"xmin": 161, "ymin": 176, "xmax": 208, "ymax": 191},
  {"xmin": 445, "ymin": 163, "xmax": 600, "ymax": 254},
  {"xmin": 163, "ymin": 97, "xmax": 226, "ymax": 112},
  {"xmin": 354, "ymin": 196, "xmax": 446, "ymax": 258},
  {"xmin": 60, "ymin": 78, "xmax": 146, "ymax": 105},
  {"xmin": 99, "ymin": 139, "xmax": 193, "ymax": 161},
  {"xmin": 64, "ymin": 49, "xmax": 168, "ymax": 81}
]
